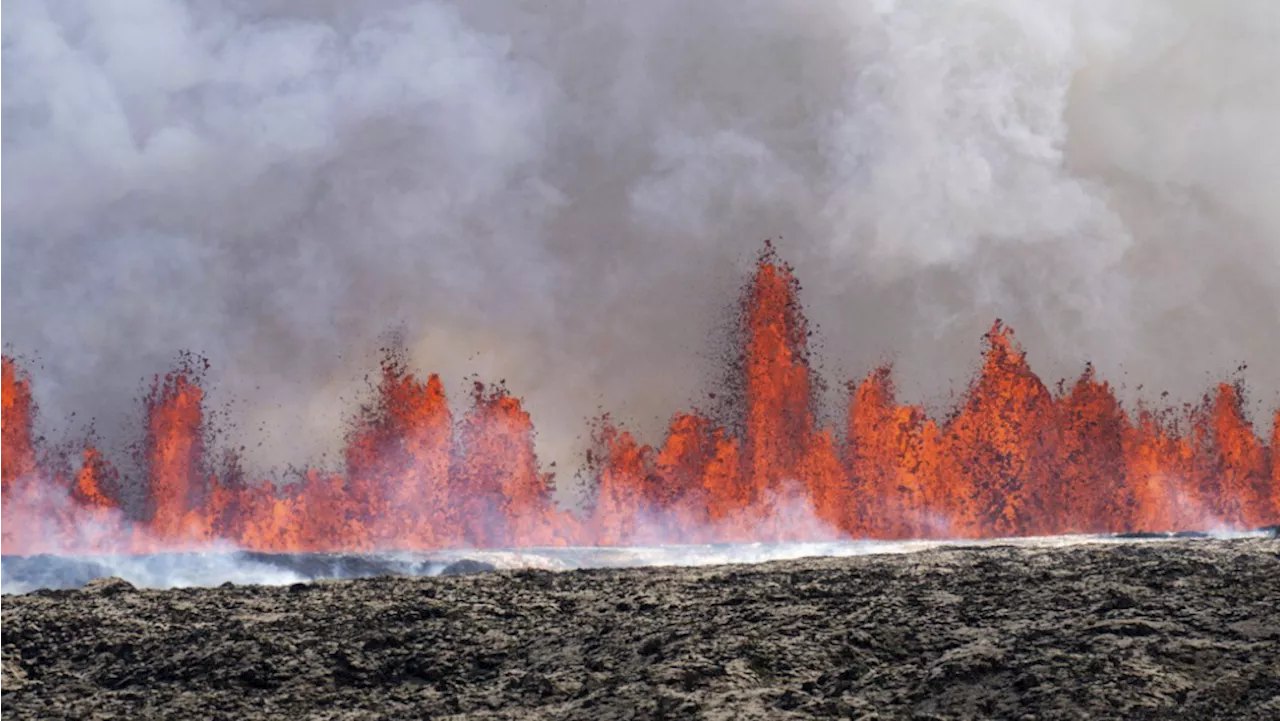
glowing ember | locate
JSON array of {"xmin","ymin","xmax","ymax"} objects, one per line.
[{"xmin": 2, "ymin": 245, "xmax": 1276, "ymax": 555}]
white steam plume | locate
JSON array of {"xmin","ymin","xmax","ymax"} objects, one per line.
[{"xmin": 3, "ymin": 0, "xmax": 1278, "ymax": 498}]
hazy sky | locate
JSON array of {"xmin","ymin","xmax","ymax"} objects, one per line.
[{"xmin": 4, "ymin": 0, "xmax": 1278, "ymax": 484}]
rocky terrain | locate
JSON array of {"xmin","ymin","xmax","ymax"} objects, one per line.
[{"xmin": 4, "ymin": 538, "xmax": 1279, "ymax": 720}]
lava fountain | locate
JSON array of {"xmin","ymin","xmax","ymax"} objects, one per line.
[{"xmin": 2, "ymin": 244, "xmax": 1277, "ymax": 557}]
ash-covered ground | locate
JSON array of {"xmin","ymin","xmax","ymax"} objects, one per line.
[{"xmin": 4, "ymin": 538, "xmax": 1279, "ymax": 720}]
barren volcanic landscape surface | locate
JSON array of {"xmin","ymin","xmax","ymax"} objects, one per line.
[{"xmin": 4, "ymin": 538, "xmax": 1279, "ymax": 720}]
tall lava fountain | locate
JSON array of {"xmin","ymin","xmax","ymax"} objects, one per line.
[{"xmin": 3, "ymin": 244, "xmax": 1276, "ymax": 556}]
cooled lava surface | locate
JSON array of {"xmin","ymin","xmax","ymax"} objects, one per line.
[{"xmin": 4, "ymin": 538, "xmax": 1279, "ymax": 720}]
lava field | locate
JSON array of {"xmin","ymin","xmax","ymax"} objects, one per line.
[{"xmin": 4, "ymin": 537, "xmax": 1278, "ymax": 720}]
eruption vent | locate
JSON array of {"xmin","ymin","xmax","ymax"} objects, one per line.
[{"xmin": 2, "ymin": 245, "xmax": 1277, "ymax": 555}]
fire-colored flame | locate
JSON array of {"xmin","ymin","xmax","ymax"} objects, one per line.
[
  {"xmin": 2, "ymin": 245, "xmax": 1277, "ymax": 555},
  {"xmin": 2, "ymin": 358, "xmax": 37, "ymax": 494}
]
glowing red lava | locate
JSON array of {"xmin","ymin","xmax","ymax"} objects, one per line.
[{"xmin": 2, "ymin": 245, "xmax": 1276, "ymax": 554}]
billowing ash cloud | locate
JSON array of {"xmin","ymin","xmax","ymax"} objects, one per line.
[{"xmin": 4, "ymin": 0, "xmax": 1279, "ymax": 485}]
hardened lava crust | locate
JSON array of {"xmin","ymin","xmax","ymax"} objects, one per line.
[{"xmin": 4, "ymin": 538, "xmax": 1279, "ymax": 720}]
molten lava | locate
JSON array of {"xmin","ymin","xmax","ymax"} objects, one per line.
[
  {"xmin": 846, "ymin": 367, "xmax": 937, "ymax": 539},
  {"xmin": 1, "ymin": 358, "xmax": 36, "ymax": 494},
  {"xmin": 145, "ymin": 365, "xmax": 208, "ymax": 544},
  {"xmin": 741, "ymin": 243, "xmax": 814, "ymax": 516},
  {"xmin": 345, "ymin": 358, "xmax": 454, "ymax": 549},
  {"xmin": 2, "ymin": 244, "xmax": 1277, "ymax": 555}
]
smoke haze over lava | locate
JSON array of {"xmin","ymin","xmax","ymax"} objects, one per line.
[{"xmin": 3, "ymin": 0, "xmax": 1280, "ymax": 487}]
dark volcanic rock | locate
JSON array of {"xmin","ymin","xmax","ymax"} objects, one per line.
[
  {"xmin": 80, "ymin": 577, "xmax": 135, "ymax": 596},
  {"xmin": 439, "ymin": 558, "xmax": 498, "ymax": 576},
  {"xmin": 233, "ymin": 551, "xmax": 435, "ymax": 580},
  {"xmin": 1114, "ymin": 531, "xmax": 1174, "ymax": 539},
  {"xmin": 3, "ymin": 539, "xmax": 1279, "ymax": 720}
]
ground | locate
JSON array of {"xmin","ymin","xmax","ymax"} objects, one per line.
[{"xmin": 3, "ymin": 538, "xmax": 1279, "ymax": 720}]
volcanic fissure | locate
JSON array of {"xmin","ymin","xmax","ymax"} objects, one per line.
[{"xmin": 3, "ymin": 244, "xmax": 1277, "ymax": 555}]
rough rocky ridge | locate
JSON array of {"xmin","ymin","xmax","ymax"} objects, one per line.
[{"xmin": 4, "ymin": 538, "xmax": 1279, "ymax": 720}]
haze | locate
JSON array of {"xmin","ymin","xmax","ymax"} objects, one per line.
[{"xmin": 3, "ymin": 0, "xmax": 1278, "ymax": 487}]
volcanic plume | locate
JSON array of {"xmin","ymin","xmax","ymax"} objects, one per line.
[{"xmin": 2, "ymin": 245, "xmax": 1277, "ymax": 556}]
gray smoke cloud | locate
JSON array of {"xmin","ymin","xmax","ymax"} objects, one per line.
[{"xmin": 4, "ymin": 0, "xmax": 1279, "ymax": 490}]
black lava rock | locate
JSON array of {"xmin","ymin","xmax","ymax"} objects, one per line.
[{"xmin": 439, "ymin": 559, "xmax": 498, "ymax": 576}]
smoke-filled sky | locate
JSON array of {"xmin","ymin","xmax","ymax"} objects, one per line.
[{"xmin": 4, "ymin": 0, "xmax": 1279, "ymax": 483}]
